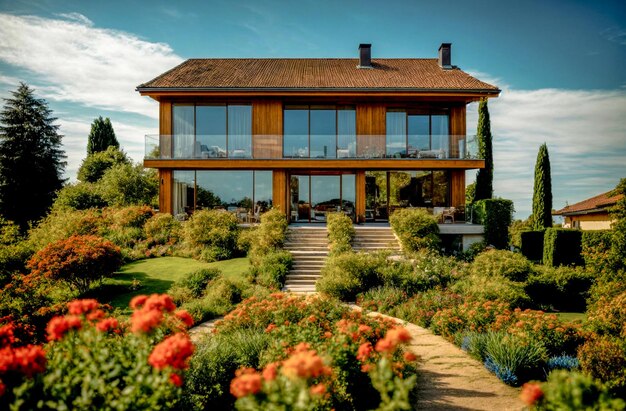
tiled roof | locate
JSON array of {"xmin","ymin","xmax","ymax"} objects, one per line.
[
  {"xmin": 137, "ymin": 59, "xmax": 499, "ymax": 91},
  {"xmin": 553, "ymin": 191, "xmax": 624, "ymax": 215}
]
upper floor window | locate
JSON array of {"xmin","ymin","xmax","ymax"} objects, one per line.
[
  {"xmin": 283, "ymin": 106, "xmax": 356, "ymax": 158},
  {"xmin": 386, "ymin": 110, "xmax": 450, "ymax": 158},
  {"xmin": 172, "ymin": 104, "xmax": 252, "ymax": 159}
]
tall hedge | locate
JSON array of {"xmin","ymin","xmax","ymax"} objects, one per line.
[
  {"xmin": 543, "ymin": 228, "xmax": 583, "ymax": 267},
  {"xmin": 473, "ymin": 100, "xmax": 493, "ymax": 201},
  {"xmin": 531, "ymin": 143, "xmax": 553, "ymax": 230},
  {"xmin": 472, "ymin": 199, "xmax": 514, "ymax": 249},
  {"xmin": 520, "ymin": 230, "xmax": 545, "ymax": 262}
]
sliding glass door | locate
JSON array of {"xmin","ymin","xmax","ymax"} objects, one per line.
[{"xmin": 290, "ymin": 174, "xmax": 355, "ymax": 223}]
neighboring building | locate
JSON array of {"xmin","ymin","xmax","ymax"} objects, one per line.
[
  {"xmin": 553, "ymin": 191, "xmax": 623, "ymax": 230},
  {"xmin": 137, "ymin": 43, "xmax": 499, "ymax": 224}
]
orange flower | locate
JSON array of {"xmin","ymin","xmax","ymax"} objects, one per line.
[
  {"xmin": 0, "ymin": 323, "xmax": 15, "ymax": 347},
  {"xmin": 86, "ymin": 309, "xmax": 106, "ymax": 322},
  {"xmin": 143, "ymin": 294, "xmax": 176, "ymax": 313},
  {"xmin": 46, "ymin": 315, "xmax": 82, "ymax": 341},
  {"xmin": 310, "ymin": 383, "xmax": 326, "ymax": 396},
  {"xmin": 67, "ymin": 299, "xmax": 99, "ymax": 315},
  {"xmin": 281, "ymin": 349, "xmax": 331, "ymax": 380},
  {"xmin": 169, "ymin": 372, "xmax": 183, "ymax": 387},
  {"xmin": 375, "ymin": 327, "xmax": 411, "ymax": 353},
  {"xmin": 148, "ymin": 333, "xmax": 194, "ymax": 370},
  {"xmin": 403, "ymin": 352, "xmax": 417, "ymax": 362},
  {"xmin": 0, "ymin": 345, "xmax": 47, "ymax": 377},
  {"xmin": 265, "ymin": 323, "xmax": 277, "ymax": 333},
  {"xmin": 230, "ymin": 369, "xmax": 262, "ymax": 398},
  {"xmin": 131, "ymin": 309, "xmax": 163, "ymax": 334},
  {"xmin": 361, "ymin": 363, "xmax": 373, "ymax": 373},
  {"xmin": 262, "ymin": 362, "xmax": 279, "ymax": 382},
  {"xmin": 520, "ymin": 382, "xmax": 543, "ymax": 406},
  {"xmin": 356, "ymin": 342, "xmax": 373, "ymax": 362},
  {"xmin": 358, "ymin": 324, "xmax": 372, "ymax": 334},
  {"xmin": 323, "ymin": 331, "xmax": 332, "ymax": 339},
  {"xmin": 175, "ymin": 310, "xmax": 194, "ymax": 328},
  {"xmin": 130, "ymin": 295, "xmax": 148, "ymax": 310},
  {"xmin": 95, "ymin": 318, "xmax": 119, "ymax": 333}
]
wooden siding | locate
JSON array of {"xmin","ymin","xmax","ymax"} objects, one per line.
[
  {"xmin": 159, "ymin": 169, "xmax": 173, "ymax": 214},
  {"xmin": 272, "ymin": 170, "xmax": 288, "ymax": 213},
  {"xmin": 449, "ymin": 105, "xmax": 466, "ymax": 159},
  {"xmin": 356, "ymin": 104, "xmax": 386, "ymax": 157},
  {"xmin": 450, "ymin": 170, "xmax": 465, "ymax": 208},
  {"xmin": 355, "ymin": 171, "xmax": 366, "ymax": 223},
  {"xmin": 144, "ymin": 158, "xmax": 485, "ymax": 171},
  {"xmin": 159, "ymin": 102, "xmax": 172, "ymax": 158},
  {"xmin": 252, "ymin": 100, "xmax": 283, "ymax": 158}
]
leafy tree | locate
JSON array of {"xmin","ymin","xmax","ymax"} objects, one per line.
[
  {"xmin": 473, "ymin": 100, "xmax": 493, "ymax": 202},
  {"xmin": 77, "ymin": 146, "xmax": 130, "ymax": 183},
  {"xmin": 609, "ymin": 178, "xmax": 626, "ymax": 271},
  {"xmin": 98, "ymin": 163, "xmax": 158, "ymax": 207},
  {"xmin": 87, "ymin": 116, "xmax": 119, "ymax": 154},
  {"xmin": 531, "ymin": 143, "xmax": 553, "ymax": 230},
  {"xmin": 53, "ymin": 182, "xmax": 107, "ymax": 210},
  {"xmin": 0, "ymin": 83, "xmax": 66, "ymax": 229},
  {"xmin": 465, "ymin": 181, "xmax": 476, "ymax": 205}
]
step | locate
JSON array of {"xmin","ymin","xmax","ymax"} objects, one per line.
[
  {"xmin": 288, "ymin": 269, "xmax": 322, "ymax": 275},
  {"xmin": 286, "ymin": 274, "xmax": 321, "ymax": 280}
]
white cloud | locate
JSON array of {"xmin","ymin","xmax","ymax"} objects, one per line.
[
  {"xmin": 467, "ymin": 88, "xmax": 626, "ymax": 218},
  {"xmin": 0, "ymin": 13, "xmax": 183, "ymax": 119}
]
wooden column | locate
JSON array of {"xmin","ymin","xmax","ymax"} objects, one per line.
[
  {"xmin": 356, "ymin": 104, "xmax": 386, "ymax": 157},
  {"xmin": 450, "ymin": 106, "xmax": 466, "ymax": 159},
  {"xmin": 450, "ymin": 170, "xmax": 466, "ymax": 208},
  {"xmin": 159, "ymin": 169, "xmax": 173, "ymax": 214},
  {"xmin": 159, "ymin": 101, "xmax": 172, "ymax": 158},
  {"xmin": 272, "ymin": 170, "xmax": 288, "ymax": 215},
  {"xmin": 252, "ymin": 100, "xmax": 283, "ymax": 158},
  {"xmin": 355, "ymin": 171, "xmax": 366, "ymax": 223}
]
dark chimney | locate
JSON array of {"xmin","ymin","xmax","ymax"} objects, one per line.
[
  {"xmin": 438, "ymin": 43, "xmax": 452, "ymax": 69},
  {"xmin": 358, "ymin": 43, "xmax": 372, "ymax": 68}
]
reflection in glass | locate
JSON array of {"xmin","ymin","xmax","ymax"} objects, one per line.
[
  {"xmin": 254, "ymin": 171, "xmax": 272, "ymax": 215},
  {"xmin": 284, "ymin": 109, "xmax": 309, "ymax": 158},
  {"xmin": 408, "ymin": 115, "xmax": 429, "ymax": 156},
  {"xmin": 228, "ymin": 105, "xmax": 252, "ymax": 158},
  {"xmin": 173, "ymin": 170, "xmax": 195, "ymax": 216},
  {"xmin": 365, "ymin": 171, "xmax": 388, "ymax": 221},
  {"xmin": 310, "ymin": 109, "xmax": 336, "ymax": 158},
  {"xmin": 338, "ymin": 109, "xmax": 356, "ymax": 158},
  {"xmin": 312, "ymin": 176, "xmax": 340, "ymax": 221},
  {"xmin": 196, "ymin": 106, "xmax": 226, "ymax": 158},
  {"xmin": 386, "ymin": 111, "xmax": 406, "ymax": 158},
  {"xmin": 173, "ymin": 105, "xmax": 194, "ymax": 158},
  {"xmin": 291, "ymin": 175, "xmax": 310, "ymax": 221},
  {"xmin": 431, "ymin": 115, "xmax": 449, "ymax": 156},
  {"xmin": 341, "ymin": 174, "xmax": 356, "ymax": 221},
  {"xmin": 196, "ymin": 171, "xmax": 253, "ymax": 216}
]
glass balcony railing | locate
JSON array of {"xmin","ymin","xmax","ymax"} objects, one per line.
[{"xmin": 144, "ymin": 135, "xmax": 483, "ymax": 160}]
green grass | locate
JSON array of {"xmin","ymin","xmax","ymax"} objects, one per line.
[
  {"xmin": 555, "ymin": 312, "xmax": 587, "ymax": 323},
  {"xmin": 101, "ymin": 256, "xmax": 250, "ymax": 312}
]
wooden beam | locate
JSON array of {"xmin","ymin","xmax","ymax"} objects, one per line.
[
  {"xmin": 355, "ymin": 171, "xmax": 366, "ymax": 223},
  {"xmin": 450, "ymin": 170, "xmax": 466, "ymax": 208},
  {"xmin": 158, "ymin": 169, "xmax": 173, "ymax": 214},
  {"xmin": 272, "ymin": 170, "xmax": 288, "ymax": 213}
]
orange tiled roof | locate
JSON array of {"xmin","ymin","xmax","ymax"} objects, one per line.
[
  {"xmin": 553, "ymin": 191, "xmax": 624, "ymax": 215},
  {"xmin": 137, "ymin": 59, "xmax": 499, "ymax": 91}
]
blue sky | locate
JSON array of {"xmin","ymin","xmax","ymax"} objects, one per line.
[{"xmin": 1, "ymin": 0, "xmax": 625, "ymax": 217}]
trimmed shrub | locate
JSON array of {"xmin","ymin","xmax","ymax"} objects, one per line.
[
  {"xmin": 251, "ymin": 250, "xmax": 292, "ymax": 290},
  {"xmin": 26, "ymin": 235, "xmax": 122, "ymax": 294},
  {"xmin": 578, "ymin": 335, "xmax": 626, "ymax": 394},
  {"xmin": 249, "ymin": 208, "xmax": 288, "ymax": 257},
  {"xmin": 183, "ymin": 209, "xmax": 240, "ymax": 261},
  {"xmin": 509, "ymin": 218, "xmax": 532, "ymax": 250},
  {"xmin": 483, "ymin": 331, "xmax": 547, "ymax": 386},
  {"xmin": 525, "ymin": 266, "xmax": 594, "ymax": 312},
  {"xmin": 471, "ymin": 249, "xmax": 534, "ymax": 282},
  {"xmin": 316, "ymin": 252, "xmax": 386, "ymax": 301},
  {"xmin": 389, "ymin": 208, "xmax": 440, "ymax": 252},
  {"xmin": 472, "ymin": 199, "xmax": 514, "ymax": 249},
  {"xmin": 581, "ymin": 229, "xmax": 613, "ymax": 273},
  {"xmin": 144, "ymin": 213, "xmax": 182, "ymax": 246},
  {"xmin": 543, "ymin": 228, "xmax": 583, "ymax": 267},
  {"xmin": 326, "ymin": 212, "xmax": 354, "ymax": 255},
  {"xmin": 177, "ymin": 268, "xmax": 222, "ymax": 298},
  {"xmin": 182, "ymin": 278, "xmax": 242, "ymax": 323},
  {"xmin": 520, "ymin": 230, "xmax": 545, "ymax": 262}
]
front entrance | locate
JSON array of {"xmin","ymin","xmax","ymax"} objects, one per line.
[{"xmin": 289, "ymin": 174, "xmax": 355, "ymax": 223}]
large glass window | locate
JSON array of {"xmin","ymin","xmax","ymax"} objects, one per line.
[
  {"xmin": 385, "ymin": 111, "xmax": 450, "ymax": 158},
  {"xmin": 283, "ymin": 106, "xmax": 356, "ymax": 158},
  {"xmin": 290, "ymin": 174, "xmax": 355, "ymax": 222},
  {"xmin": 172, "ymin": 170, "xmax": 195, "ymax": 216},
  {"xmin": 385, "ymin": 111, "xmax": 407, "ymax": 158},
  {"xmin": 172, "ymin": 104, "xmax": 251, "ymax": 159}
]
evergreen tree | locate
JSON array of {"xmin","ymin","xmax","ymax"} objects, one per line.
[
  {"xmin": 609, "ymin": 178, "xmax": 626, "ymax": 271},
  {"xmin": 0, "ymin": 83, "xmax": 66, "ymax": 229},
  {"xmin": 87, "ymin": 116, "xmax": 118, "ymax": 154},
  {"xmin": 473, "ymin": 99, "xmax": 493, "ymax": 201},
  {"xmin": 531, "ymin": 143, "xmax": 553, "ymax": 230}
]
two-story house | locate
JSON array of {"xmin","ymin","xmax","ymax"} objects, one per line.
[{"xmin": 137, "ymin": 43, "xmax": 499, "ymax": 226}]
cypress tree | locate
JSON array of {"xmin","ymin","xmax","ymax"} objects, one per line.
[
  {"xmin": 87, "ymin": 116, "xmax": 118, "ymax": 154},
  {"xmin": 473, "ymin": 99, "xmax": 493, "ymax": 201},
  {"xmin": 531, "ymin": 143, "xmax": 553, "ymax": 230},
  {"xmin": 0, "ymin": 83, "xmax": 66, "ymax": 229}
]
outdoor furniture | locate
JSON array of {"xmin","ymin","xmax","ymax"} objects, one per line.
[{"xmin": 442, "ymin": 207, "xmax": 455, "ymax": 224}]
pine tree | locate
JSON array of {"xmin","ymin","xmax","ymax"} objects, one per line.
[
  {"xmin": 0, "ymin": 83, "xmax": 66, "ymax": 229},
  {"xmin": 531, "ymin": 143, "xmax": 553, "ymax": 230},
  {"xmin": 87, "ymin": 116, "xmax": 118, "ymax": 154},
  {"xmin": 473, "ymin": 99, "xmax": 493, "ymax": 201}
]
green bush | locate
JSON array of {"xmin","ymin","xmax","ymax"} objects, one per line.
[
  {"xmin": 181, "ymin": 277, "xmax": 242, "ymax": 323},
  {"xmin": 316, "ymin": 252, "xmax": 386, "ymax": 301},
  {"xmin": 144, "ymin": 213, "xmax": 182, "ymax": 246},
  {"xmin": 578, "ymin": 335, "xmax": 626, "ymax": 395},
  {"xmin": 237, "ymin": 226, "xmax": 257, "ymax": 253},
  {"xmin": 250, "ymin": 250, "xmax": 292, "ymax": 290},
  {"xmin": 356, "ymin": 286, "xmax": 408, "ymax": 312},
  {"xmin": 472, "ymin": 199, "xmax": 514, "ymax": 249},
  {"xmin": 458, "ymin": 331, "xmax": 491, "ymax": 362},
  {"xmin": 326, "ymin": 212, "xmax": 354, "ymax": 255},
  {"xmin": 389, "ymin": 208, "xmax": 440, "ymax": 252},
  {"xmin": 77, "ymin": 146, "xmax": 130, "ymax": 183},
  {"xmin": 98, "ymin": 163, "xmax": 158, "ymax": 207},
  {"xmin": 525, "ymin": 266, "xmax": 594, "ymax": 312},
  {"xmin": 28, "ymin": 208, "xmax": 103, "ymax": 250},
  {"xmin": 53, "ymin": 182, "xmax": 108, "ymax": 210},
  {"xmin": 390, "ymin": 289, "xmax": 462, "ymax": 328},
  {"xmin": 520, "ymin": 230, "xmax": 545, "ymax": 262},
  {"xmin": 509, "ymin": 218, "xmax": 532, "ymax": 250},
  {"xmin": 581, "ymin": 230, "xmax": 614, "ymax": 273},
  {"xmin": 543, "ymin": 228, "xmax": 583, "ymax": 267},
  {"xmin": 249, "ymin": 208, "xmax": 288, "ymax": 256},
  {"xmin": 471, "ymin": 249, "xmax": 534, "ymax": 282},
  {"xmin": 0, "ymin": 241, "xmax": 33, "ymax": 287},
  {"xmin": 483, "ymin": 331, "xmax": 547, "ymax": 385},
  {"xmin": 183, "ymin": 209, "xmax": 240, "ymax": 261},
  {"xmin": 451, "ymin": 274, "xmax": 531, "ymax": 308},
  {"xmin": 178, "ymin": 268, "xmax": 222, "ymax": 298},
  {"xmin": 531, "ymin": 370, "xmax": 626, "ymax": 411}
]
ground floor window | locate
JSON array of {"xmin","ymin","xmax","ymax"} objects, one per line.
[
  {"xmin": 365, "ymin": 170, "xmax": 450, "ymax": 221},
  {"xmin": 172, "ymin": 170, "xmax": 272, "ymax": 221},
  {"xmin": 289, "ymin": 174, "xmax": 355, "ymax": 222}
]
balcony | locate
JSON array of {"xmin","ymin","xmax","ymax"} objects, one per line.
[{"xmin": 145, "ymin": 134, "xmax": 482, "ymax": 161}]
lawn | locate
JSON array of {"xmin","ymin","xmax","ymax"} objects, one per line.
[
  {"xmin": 555, "ymin": 312, "xmax": 587, "ymax": 323},
  {"xmin": 102, "ymin": 256, "xmax": 250, "ymax": 312}
]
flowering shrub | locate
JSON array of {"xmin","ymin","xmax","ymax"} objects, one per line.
[
  {"xmin": 143, "ymin": 212, "xmax": 182, "ymax": 247},
  {"xmin": 430, "ymin": 300, "xmax": 509, "ymax": 340},
  {"xmin": 390, "ymin": 288, "xmax": 462, "ymax": 328},
  {"xmin": 183, "ymin": 209, "xmax": 240, "ymax": 261},
  {"xmin": 587, "ymin": 289, "xmax": 626, "ymax": 338},
  {"xmin": 326, "ymin": 212, "xmax": 354, "ymax": 255},
  {"xmin": 6, "ymin": 295, "xmax": 194, "ymax": 409},
  {"xmin": 357, "ymin": 286, "xmax": 408, "ymax": 312},
  {"xmin": 578, "ymin": 334, "xmax": 626, "ymax": 394},
  {"xmin": 470, "ymin": 249, "xmax": 534, "ymax": 282}
]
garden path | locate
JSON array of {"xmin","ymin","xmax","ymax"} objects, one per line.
[{"xmin": 358, "ymin": 308, "xmax": 525, "ymax": 411}]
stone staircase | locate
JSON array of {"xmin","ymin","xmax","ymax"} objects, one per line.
[
  {"xmin": 352, "ymin": 226, "xmax": 401, "ymax": 252},
  {"xmin": 283, "ymin": 226, "xmax": 328, "ymax": 293}
]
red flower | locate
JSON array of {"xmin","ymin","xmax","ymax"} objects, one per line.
[
  {"xmin": 0, "ymin": 323, "xmax": 15, "ymax": 347},
  {"xmin": 403, "ymin": 352, "xmax": 417, "ymax": 362},
  {"xmin": 0, "ymin": 379, "xmax": 5, "ymax": 397},
  {"xmin": 520, "ymin": 382, "xmax": 544, "ymax": 406},
  {"xmin": 46, "ymin": 315, "xmax": 82, "ymax": 341},
  {"xmin": 67, "ymin": 299, "xmax": 99, "ymax": 315},
  {"xmin": 131, "ymin": 309, "xmax": 163, "ymax": 334},
  {"xmin": 175, "ymin": 310, "xmax": 194, "ymax": 328},
  {"xmin": 262, "ymin": 362, "xmax": 279, "ymax": 382},
  {"xmin": 375, "ymin": 327, "xmax": 411, "ymax": 353},
  {"xmin": 86, "ymin": 309, "xmax": 106, "ymax": 322},
  {"xmin": 148, "ymin": 333, "xmax": 194, "ymax": 370},
  {"xmin": 310, "ymin": 383, "xmax": 326, "ymax": 396},
  {"xmin": 143, "ymin": 294, "xmax": 176, "ymax": 313},
  {"xmin": 230, "ymin": 369, "xmax": 262, "ymax": 398},
  {"xmin": 265, "ymin": 323, "xmax": 277, "ymax": 333},
  {"xmin": 169, "ymin": 372, "xmax": 183, "ymax": 387},
  {"xmin": 96, "ymin": 318, "xmax": 119, "ymax": 333},
  {"xmin": 130, "ymin": 295, "xmax": 148, "ymax": 310},
  {"xmin": 357, "ymin": 342, "xmax": 373, "ymax": 362},
  {"xmin": 0, "ymin": 345, "xmax": 46, "ymax": 378}
]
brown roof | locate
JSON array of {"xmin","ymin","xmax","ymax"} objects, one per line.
[
  {"xmin": 137, "ymin": 59, "xmax": 499, "ymax": 92},
  {"xmin": 553, "ymin": 191, "xmax": 624, "ymax": 216}
]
